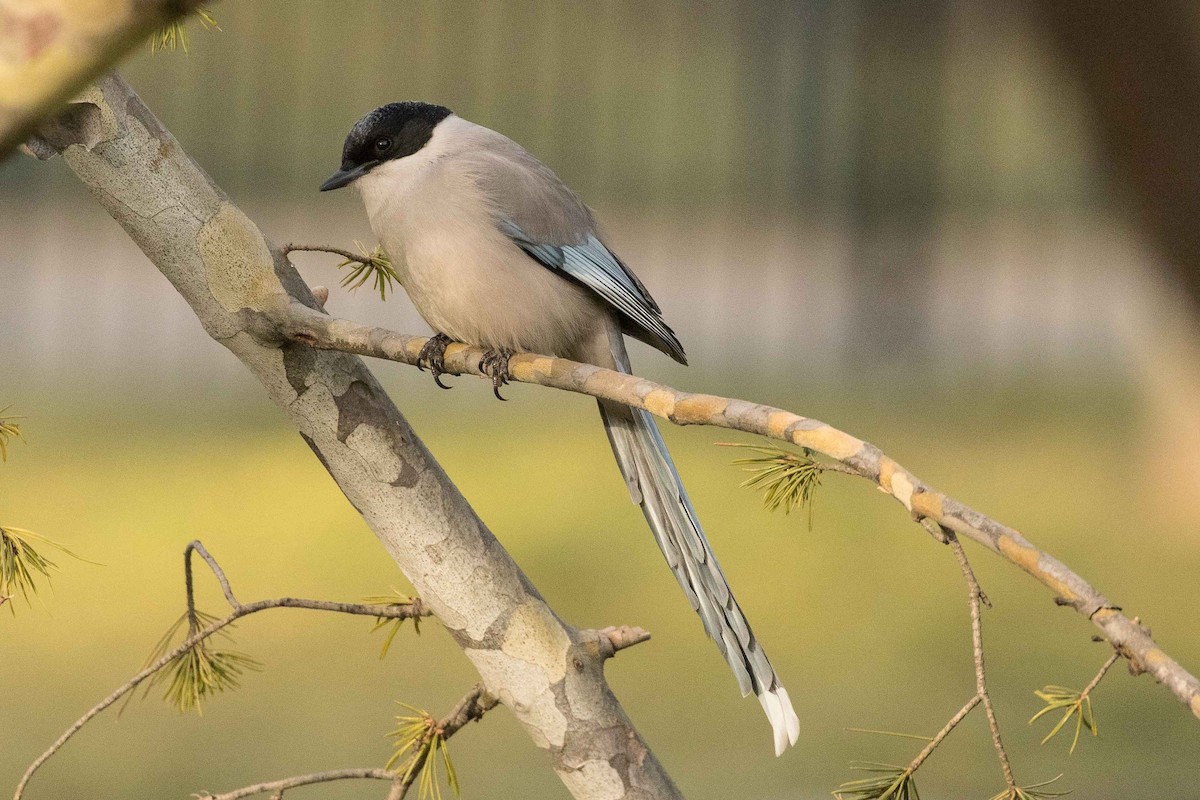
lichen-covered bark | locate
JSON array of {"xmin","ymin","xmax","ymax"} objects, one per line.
[
  {"xmin": 35, "ymin": 73, "xmax": 683, "ymax": 800},
  {"xmin": 0, "ymin": 0, "xmax": 203, "ymax": 156},
  {"xmin": 278, "ymin": 303, "xmax": 1200, "ymax": 722}
]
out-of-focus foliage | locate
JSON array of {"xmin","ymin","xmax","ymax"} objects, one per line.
[
  {"xmin": 0, "ymin": 405, "xmax": 23, "ymax": 462},
  {"xmin": 150, "ymin": 8, "xmax": 219, "ymax": 54},
  {"xmin": 1, "ymin": 527, "xmax": 57, "ymax": 609}
]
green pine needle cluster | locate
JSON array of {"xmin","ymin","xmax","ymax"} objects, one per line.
[
  {"xmin": 1, "ymin": 526, "xmax": 58, "ymax": 610},
  {"xmin": 0, "ymin": 405, "xmax": 23, "ymax": 462},
  {"xmin": 139, "ymin": 610, "xmax": 261, "ymax": 714},
  {"xmin": 339, "ymin": 241, "xmax": 399, "ymax": 300},
  {"xmin": 833, "ymin": 763, "xmax": 919, "ymax": 800},
  {"xmin": 1030, "ymin": 685, "xmax": 1098, "ymax": 752},
  {"xmin": 988, "ymin": 775, "xmax": 1069, "ymax": 800},
  {"xmin": 364, "ymin": 589, "xmax": 422, "ymax": 658},
  {"xmin": 388, "ymin": 703, "xmax": 460, "ymax": 800},
  {"xmin": 720, "ymin": 441, "xmax": 824, "ymax": 528},
  {"xmin": 151, "ymin": 8, "xmax": 219, "ymax": 53}
]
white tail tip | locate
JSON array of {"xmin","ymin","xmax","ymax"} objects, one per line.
[{"xmin": 759, "ymin": 686, "xmax": 800, "ymax": 756}]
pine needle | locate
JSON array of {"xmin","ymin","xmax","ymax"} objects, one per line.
[
  {"xmin": 0, "ymin": 526, "xmax": 89, "ymax": 612},
  {"xmin": 363, "ymin": 589, "xmax": 422, "ymax": 658},
  {"xmin": 833, "ymin": 763, "xmax": 919, "ymax": 800},
  {"xmin": 845, "ymin": 728, "xmax": 933, "ymax": 742},
  {"xmin": 0, "ymin": 405, "xmax": 23, "ymax": 462},
  {"xmin": 1029, "ymin": 685, "xmax": 1098, "ymax": 753},
  {"xmin": 151, "ymin": 8, "xmax": 220, "ymax": 54},
  {"xmin": 133, "ymin": 609, "xmax": 261, "ymax": 714},
  {"xmin": 719, "ymin": 441, "xmax": 824, "ymax": 528},
  {"xmin": 387, "ymin": 703, "xmax": 460, "ymax": 800},
  {"xmin": 988, "ymin": 774, "xmax": 1070, "ymax": 800},
  {"xmin": 338, "ymin": 241, "xmax": 399, "ymax": 301}
]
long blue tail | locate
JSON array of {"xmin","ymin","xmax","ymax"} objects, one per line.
[{"xmin": 598, "ymin": 354, "xmax": 799, "ymax": 754}]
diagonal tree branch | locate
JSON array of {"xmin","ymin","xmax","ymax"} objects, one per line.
[
  {"xmin": 0, "ymin": 0, "xmax": 207, "ymax": 157},
  {"xmin": 28, "ymin": 72, "xmax": 683, "ymax": 800},
  {"xmin": 272, "ymin": 292, "xmax": 1200, "ymax": 722}
]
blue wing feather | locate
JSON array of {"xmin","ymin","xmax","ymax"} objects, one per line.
[{"xmin": 500, "ymin": 220, "xmax": 687, "ymax": 364}]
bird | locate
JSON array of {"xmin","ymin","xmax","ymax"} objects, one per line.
[{"xmin": 320, "ymin": 102, "xmax": 800, "ymax": 755}]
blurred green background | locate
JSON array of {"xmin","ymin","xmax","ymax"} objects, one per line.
[{"xmin": 3, "ymin": 2, "xmax": 1200, "ymax": 799}]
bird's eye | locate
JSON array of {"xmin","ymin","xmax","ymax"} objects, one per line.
[{"xmin": 374, "ymin": 137, "xmax": 392, "ymax": 152}]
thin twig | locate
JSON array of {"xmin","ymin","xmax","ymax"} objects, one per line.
[
  {"xmin": 196, "ymin": 768, "xmax": 394, "ymax": 800},
  {"xmin": 1082, "ymin": 651, "xmax": 1122, "ymax": 699},
  {"xmin": 14, "ymin": 595, "xmax": 428, "ymax": 800},
  {"xmin": 272, "ymin": 303, "xmax": 1200, "ymax": 721},
  {"xmin": 186, "ymin": 540, "xmax": 240, "ymax": 609},
  {"xmin": 389, "ymin": 685, "xmax": 498, "ymax": 800},
  {"xmin": 948, "ymin": 533, "xmax": 1016, "ymax": 790},
  {"xmin": 281, "ymin": 244, "xmax": 366, "ymax": 263},
  {"xmin": 196, "ymin": 686, "xmax": 497, "ymax": 800},
  {"xmin": 907, "ymin": 694, "xmax": 982, "ymax": 772}
]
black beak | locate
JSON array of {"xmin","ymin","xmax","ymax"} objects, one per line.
[{"xmin": 319, "ymin": 161, "xmax": 377, "ymax": 192}]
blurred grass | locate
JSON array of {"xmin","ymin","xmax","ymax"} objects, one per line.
[{"xmin": 2, "ymin": 378, "xmax": 1198, "ymax": 799}]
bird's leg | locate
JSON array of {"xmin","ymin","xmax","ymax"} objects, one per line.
[
  {"xmin": 417, "ymin": 332, "xmax": 455, "ymax": 390},
  {"xmin": 479, "ymin": 348, "xmax": 515, "ymax": 401}
]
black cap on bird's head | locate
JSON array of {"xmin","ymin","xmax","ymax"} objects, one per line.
[{"xmin": 320, "ymin": 101, "xmax": 452, "ymax": 191}]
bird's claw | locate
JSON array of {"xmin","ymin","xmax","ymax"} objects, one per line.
[
  {"xmin": 479, "ymin": 348, "xmax": 514, "ymax": 401},
  {"xmin": 417, "ymin": 332, "xmax": 454, "ymax": 390}
]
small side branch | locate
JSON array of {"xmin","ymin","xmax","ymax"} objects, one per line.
[
  {"xmin": 197, "ymin": 768, "xmax": 394, "ymax": 800},
  {"xmin": 947, "ymin": 534, "xmax": 1016, "ymax": 791},
  {"xmin": 186, "ymin": 540, "xmax": 240, "ymax": 609},
  {"xmin": 13, "ymin": 545, "xmax": 430, "ymax": 800},
  {"xmin": 597, "ymin": 625, "xmax": 652, "ymax": 658},
  {"xmin": 281, "ymin": 244, "xmax": 365, "ymax": 263},
  {"xmin": 196, "ymin": 685, "xmax": 498, "ymax": 800},
  {"xmin": 1083, "ymin": 651, "xmax": 1122, "ymax": 698}
]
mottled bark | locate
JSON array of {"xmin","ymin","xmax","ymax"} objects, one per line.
[
  {"xmin": 32, "ymin": 73, "xmax": 682, "ymax": 800},
  {"xmin": 0, "ymin": 0, "xmax": 204, "ymax": 157},
  {"xmin": 276, "ymin": 303, "xmax": 1200, "ymax": 722}
]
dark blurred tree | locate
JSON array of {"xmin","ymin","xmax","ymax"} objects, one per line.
[{"xmin": 1030, "ymin": 0, "xmax": 1200, "ymax": 307}]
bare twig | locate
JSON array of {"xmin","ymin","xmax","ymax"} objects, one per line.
[
  {"xmin": 13, "ymin": 543, "xmax": 430, "ymax": 800},
  {"xmin": 906, "ymin": 694, "xmax": 982, "ymax": 774},
  {"xmin": 196, "ymin": 768, "xmax": 394, "ymax": 800},
  {"xmin": 948, "ymin": 534, "xmax": 1016, "ymax": 790},
  {"xmin": 273, "ymin": 302, "xmax": 1200, "ymax": 720},
  {"xmin": 281, "ymin": 244, "xmax": 365, "ymax": 263},
  {"xmin": 1083, "ymin": 651, "xmax": 1122, "ymax": 698},
  {"xmin": 186, "ymin": 540, "xmax": 240, "ymax": 610},
  {"xmin": 195, "ymin": 685, "xmax": 498, "ymax": 800}
]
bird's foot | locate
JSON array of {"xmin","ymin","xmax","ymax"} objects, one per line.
[
  {"xmin": 479, "ymin": 348, "xmax": 515, "ymax": 401},
  {"xmin": 417, "ymin": 332, "xmax": 455, "ymax": 390}
]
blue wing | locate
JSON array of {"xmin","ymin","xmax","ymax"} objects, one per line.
[{"xmin": 499, "ymin": 219, "xmax": 687, "ymax": 364}]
